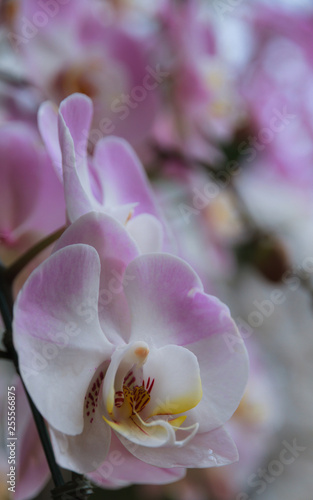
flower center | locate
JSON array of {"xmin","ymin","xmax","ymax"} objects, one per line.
[
  {"xmin": 103, "ymin": 344, "xmax": 202, "ymax": 447},
  {"xmin": 114, "ymin": 369, "xmax": 155, "ymax": 417},
  {"xmin": 54, "ymin": 62, "xmax": 99, "ymax": 99}
]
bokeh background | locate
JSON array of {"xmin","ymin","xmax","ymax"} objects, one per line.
[{"xmin": 1, "ymin": 0, "xmax": 313, "ymax": 499}]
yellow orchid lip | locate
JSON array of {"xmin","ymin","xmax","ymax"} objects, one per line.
[
  {"xmin": 103, "ymin": 410, "xmax": 199, "ymax": 448},
  {"xmin": 148, "ymin": 376, "xmax": 202, "ymax": 418},
  {"xmin": 169, "ymin": 415, "xmax": 187, "ymax": 428}
]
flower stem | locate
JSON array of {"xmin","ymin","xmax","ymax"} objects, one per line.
[
  {"xmin": 4, "ymin": 226, "xmax": 66, "ymax": 284},
  {"xmin": 0, "ymin": 277, "xmax": 13, "ymax": 333},
  {"xmin": 24, "ymin": 387, "xmax": 65, "ymax": 488},
  {"xmin": 0, "ymin": 349, "xmax": 11, "ymax": 360}
]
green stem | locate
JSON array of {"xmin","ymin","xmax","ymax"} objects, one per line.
[{"xmin": 4, "ymin": 226, "xmax": 66, "ymax": 284}]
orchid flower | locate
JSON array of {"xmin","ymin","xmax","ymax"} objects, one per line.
[
  {"xmin": 13, "ymin": 211, "xmax": 248, "ymax": 487},
  {"xmin": 38, "ymin": 92, "xmax": 172, "ymax": 253},
  {"xmin": 0, "ymin": 122, "xmax": 65, "ymax": 250}
]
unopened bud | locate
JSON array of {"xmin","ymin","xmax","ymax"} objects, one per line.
[{"xmin": 253, "ymin": 236, "xmax": 289, "ymax": 283}]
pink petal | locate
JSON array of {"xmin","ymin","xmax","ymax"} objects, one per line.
[
  {"xmin": 26, "ymin": 150, "xmax": 66, "ymax": 237},
  {"xmin": 123, "ymin": 253, "xmax": 230, "ymax": 347},
  {"xmin": 0, "ymin": 124, "xmax": 42, "ymax": 241},
  {"xmin": 13, "ymin": 244, "xmax": 113, "ymax": 435},
  {"xmin": 54, "ymin": 212, "xmax": 140, "ymax": 344},
  {"xmin": 58, "ymin": 110, "xmax": 96, "ymax": 221},
  {"xmin": 58, "ymin": 93, "xmax": 99, "ymax": 222},
  {"xmin": 38, "ymin": 101, "xmax": 62, "ymax": 182},
  {"xmin": 87, "ymin": 432, "xmax": 186, "ymax": 488},
  {"xmin": 59, "ymin": 93, "xmax": 93, "ymax": 182},
  {"xmin": 186, "ymin": 334, "xmax": 249, "ymax": 432},
  {"xmin": 93, "ymin": 136, "xmax": 162, "ymax": 219},
  {"xmin": 122, "ymin": 254, "xmax": 248, "ymax": 431}
]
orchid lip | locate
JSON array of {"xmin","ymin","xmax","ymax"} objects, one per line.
[{"xmin": 101, "ymin": 342, "xmax": 204, "ymax": 448}]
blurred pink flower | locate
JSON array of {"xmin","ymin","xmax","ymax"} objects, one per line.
[
  {"xmin": 205, "ymin": 338, "xmax": 281, "ymax": 499},
  {"xmin": 0, "ymin": 121, "xmax": 65, "ymax": 255},
  {"xmin": 240, "ymin": 5, "xmax": 313, "ymax": 187},
  {"xmin": 13, "ymin": 211, "xmax": 248, "ymax": 487},
  {"xmin": 151, "ymin": 0, "xmax": 242, "ymax": 158},
  {"xmin": 9, "ymin": 0, "xmax": 159, "ymax": 146}
]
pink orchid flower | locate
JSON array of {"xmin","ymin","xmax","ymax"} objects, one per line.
[
  {"xmin": 13, "ymin": 211, "xmax": 248, "ymax": 488},
  {"xmin": 38, "ymin": 92, "xmax": 171, "ymax": 253},
  {"xmin": 0, "ymin": 121, "xmax": 65, "ymax": 252}
]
